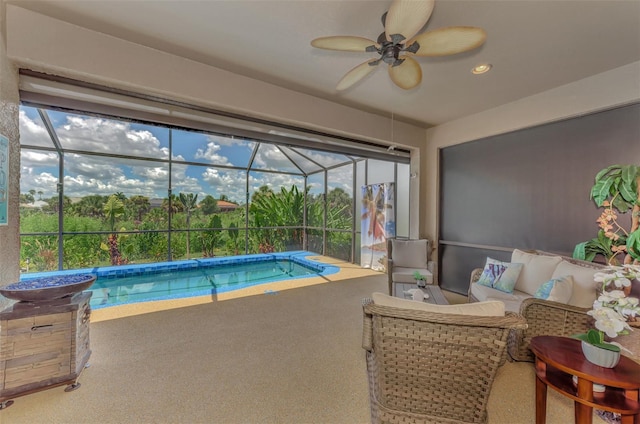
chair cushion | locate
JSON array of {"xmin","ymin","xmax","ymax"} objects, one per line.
[
  {"xmin": 391, "ymin": 239, "xmax": 429, "ymax": 269},
  {"xmin": 485, "ymin": 297, "xmax": 523, "ymax": 314},
  {"xmin": 372, "ymin": 292, "xmax": 505, "ymax": 316},
  {"xmin": 511, "ymin": 249, "xmax": 563, "ymax": 295},
  {"xmin": 392, "ymin": 267, "xmax": 434, "ymax": 284},
  {"xmin": 476, "ymin": 258, "xmax": 523, "ymax": 293},
  {"xmin": 551, "ymin": 261, "xmax": 599, "ymax": 308},
  {"xmin": 533, "ymin": 275, "xmax": 574, "ymax": 303}
]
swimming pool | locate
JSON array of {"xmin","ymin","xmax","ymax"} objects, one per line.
[{"xmin": 21, "ymin": 251, "xmax": 338, "ymax": 309}]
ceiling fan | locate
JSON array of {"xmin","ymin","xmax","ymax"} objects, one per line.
[{"xmin": 311, "ymin": 0, "xmax": 487, "ymax": 91}]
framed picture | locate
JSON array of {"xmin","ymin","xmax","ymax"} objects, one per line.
[{"xmin": 0, "ymin": 134, "xmax": 8, "ymax": 225}]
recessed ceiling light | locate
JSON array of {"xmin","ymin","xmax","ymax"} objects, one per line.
[{"xmin": 472, "ymin": 64, "xmax": 492, "ymax": 75}]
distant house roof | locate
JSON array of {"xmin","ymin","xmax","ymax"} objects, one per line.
[
  {"xmin": 217, "ymin": 200, "xmax": 240, "ymax": 211},
  {"xmin": 149, "ymin": 198, "xmax": 164, "ymax": 208}
]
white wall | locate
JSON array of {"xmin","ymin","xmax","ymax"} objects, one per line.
[{"xmin": 423, "ymin": 61, "xmax": 640, "ymax": 267}]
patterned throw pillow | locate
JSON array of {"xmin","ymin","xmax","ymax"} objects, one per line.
[
  {"xmin": 533, "ymin": 275, "xmax": 574, "ymax": 303},
  {"xmin": 476, "ymin": 257, "xmax": 524, "ymax": 293}
]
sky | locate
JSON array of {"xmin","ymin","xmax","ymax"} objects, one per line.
[{"xmin": 18, "ymin": 106, "xmax": 357, "ymax": 204}]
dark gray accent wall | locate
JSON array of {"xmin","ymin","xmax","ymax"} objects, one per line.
[{"xmin": 439, "ymin": 103, "xmax": 640, "ymax": 295}]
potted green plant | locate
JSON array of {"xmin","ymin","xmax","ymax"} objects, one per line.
[
  {"xmin": 573, "ymin": 164, "xmax": 640, "ymax": 265},
  {"xmin": 572, "ymin": 265, "xmax": 640, "ymax": 367},
  {"xmin": 413, "ymin": 271, "xmax": 427, "ymax": 288}
]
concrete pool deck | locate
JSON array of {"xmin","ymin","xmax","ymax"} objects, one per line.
[
  {"xmin": 91, "ymin": 255, "xmax": 382, "ymax": 323},
  {"xmin": 2, "ymin": 259, "xmax": 591, "ymax": 424}
]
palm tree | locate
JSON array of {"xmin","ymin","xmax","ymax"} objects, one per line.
[
  {"xmin": 179, "ymin": 192, "xmax": 198, "ymax": 258},
  {"xmin": 162, "ymin": 194, "xmax": 183, "ymax": 215},
  {"xmin": 103, "ymin": 194, "xmax": 126, "ymax": 265},
  {"xmin": 73, "ymin": 195, "xmax": 106, "ymax": 218},
  {"xmin": 104, "ymin": 195, "xmax": 125, "ymax": 233},
  {"xmin": 127, "ymin": 195, "xmax": 151, "ymax": 222}
]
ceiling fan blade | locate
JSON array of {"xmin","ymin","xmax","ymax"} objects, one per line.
[
  {"xmin": 385, "ymin": 0, "xmax": 435, "ymax": 43},
  {"xmin": 408, "ymin": 26, "xmax": 487, "ymax": 56},
  {"xmin": 336, "ymin": 59, "xmax": 380, "ymax": 91},
  {"xmin": 311, "ymin": 36, "xmax": 377, "ymax": 52},
  {"xmin": 388, "ymin": 55, "xmax": 422, "ymax": 90}
]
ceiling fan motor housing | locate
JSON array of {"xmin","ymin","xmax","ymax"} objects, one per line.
[{"xmin": 375, "ymin": 32, "xmax": 411, "ymax": 67}]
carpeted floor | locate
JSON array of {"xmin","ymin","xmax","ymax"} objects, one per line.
[{"xmin": 2, "ymin": 260, "xmax": 605, "ymax": 424}]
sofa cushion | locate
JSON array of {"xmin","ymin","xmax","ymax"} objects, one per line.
[
  {"xmin": 511, "ymin": 249, "xmax": 563, "ymax": 295},
  {"xmin": 470, "ymin": 283, "xmax": 532, "ymax": 312},
  {"xmin": 391, "ymin": 239, "xmax": 429, "ymax": 269},
  {"xmin": 476, "ymin": 258, "xmax": 523, "ymax": 293},
  {"xmin": 551, "ymin": 261, "xmax": 598, "ymax": 308},
  {"xmin": 392, "ymin": 268, "xmax": 434, "ymax": 285},
  {"xmin": 372, "ymin": 292, "xmax": 505, "ymax": 316},
  {"xmin": 533, "ymin": 275, "xmax": 574, "ymax": 303}
]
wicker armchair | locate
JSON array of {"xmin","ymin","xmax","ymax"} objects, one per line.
[
  {"xmin": 362, "ymin": 299, "xmax": 527, "ymax": 424},
  {"xmin": 387, "ymin": 239, "xmax": 434, "ymax": 296},
  {"xmin": 469, "ymin": 268, "xmax": 591, "ymax": 362}
]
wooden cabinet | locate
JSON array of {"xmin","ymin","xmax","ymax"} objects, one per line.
[{"xmin": 0, "ymin": 292, "xmax": 91, "ymax": 406}]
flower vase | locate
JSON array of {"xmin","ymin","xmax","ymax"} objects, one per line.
[
  {"xmin": 416, "ymin": 279, "xmax": 426, "ymax": 288},
  {"xmin": 581, "ymin": 341, "xmax": 621, "ymax": 368}
]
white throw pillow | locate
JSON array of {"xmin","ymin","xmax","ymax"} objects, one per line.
[
  {"xmin": 511, "ymin": 249, "xmax": 563, "ymax": 295},
  {"xmin": 391, "ymin": 239, "xmax": 429, "ymax": 269},
  {"xmin": 371, "ymin": 292, "xmax": 505, "ymax": 316}
]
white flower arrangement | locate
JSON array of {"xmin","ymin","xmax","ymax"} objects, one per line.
[{"xmin": 574, "ymin": 265, "xmax": 640, "ymax": 352}]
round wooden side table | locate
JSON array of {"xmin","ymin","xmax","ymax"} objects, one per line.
[{"xmin": 530, "ymin": 335, "xmax": 640, "ymax": 424}]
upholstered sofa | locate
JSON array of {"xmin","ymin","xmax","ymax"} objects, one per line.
[{"xmin": 468, "ymin": 249, "xmax": 605, "ymax": 361}]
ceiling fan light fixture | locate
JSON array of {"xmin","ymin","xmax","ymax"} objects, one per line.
[{"xmin": 472, "ymin": 63, "xmax": 492, "ymax": 75}]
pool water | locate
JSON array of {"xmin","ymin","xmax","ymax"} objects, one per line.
[
  {"xmin": 90, "ymin": 259, "xmax": 318, "ymax": 308},
  {"xmin": 20, "ymin": 252, "xmax": 338, "ymax": 309}
]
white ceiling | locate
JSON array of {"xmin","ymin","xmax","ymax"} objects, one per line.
[{"xmin": 9, "ymin": 0, "xmax": 640, "ymax": 128}]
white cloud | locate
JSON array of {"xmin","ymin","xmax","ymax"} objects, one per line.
[
  {"xmin": 249, "ymin": 172, "xmax": 304, "ymax": 195},
  {"xmin": 19, "ymin": 110, "xmax": 53, "ymax": 147},
  {"xmin": 200, "ymin": 168, "xmax": 246, "ymax": 203},
  {"xmin": 21, "ymin": 150, "xmax": 58, "ymax": 167},
  {"xmin": 327, "ymin": 165, "xmax": 354, "ymax": 196},
  {"xmin": 194, "ymin": 141, "xmax": 231, "ymax": 165},
  {"xmin": 209, "ymin": 134, "xmax": 253, "ymax": 148},
  {"xmin": 252, "ymin": 144, "xmax": 296, "ymax": 171},
  {"xmin": 55, "ymin": 114, "xmax": 170, "ymax": 159},
  {"xmin": 18, "ymin": 108, "xmax": 358, "ymax": 203}
]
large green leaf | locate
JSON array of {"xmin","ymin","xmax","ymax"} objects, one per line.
[
  {"xmin": 572, "ymin": 329, "xmax": 621, "ymax": 352},
  {"xmin": 594, "ymin": 164, "xmax": 619, "ymax": 182},
  {"xmin": 572, "ymin": 242, "xmax": 587, "ymax": 260},
  {"xmin": 621, "ymin": 164, "xmax": 639, "ymax": 185},
  {"xmin": 612, "ymin": 195, "xmax": 631, "ymax": 213},
  {"xmin": 590, "ymin": 175, "xmax": 616, "ymax": 206},
  {"xmin": 619, "ymin": 183, "xmax": 637, "ymax": 204},
  {"xmin": 627, "ymin": 228, "xmax": 640, "ymax": 261}
]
